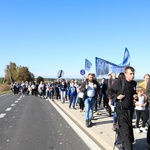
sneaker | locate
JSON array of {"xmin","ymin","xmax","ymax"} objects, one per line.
[
  {"xmin": 69, "ymin": 104, "xmax": 71, "ymax": 109},
  {"xmin": 140, "ymin": 127, "xmax": 147, "ymax": 133},
  {"xmin": 115, "ymin": 143, "xmax": 125, "ymax": 150},
  {"xmin": 135, "ymin": 128, "xmax": 141, "ymax": 133},
  {"xmin": 145, "ymin": 125, "xmax": 148, "ymax": 130},
  {"xmin": 89, "ymin": 120, "xmax": 93, "ymax": 127},
  {"xmin": 85, "ymin": 120, "xmax": 89, "ymax": 127}
]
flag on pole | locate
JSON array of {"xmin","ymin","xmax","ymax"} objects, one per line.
[
  {"xmin": 119, "ymin": 48, "xmax": 130, "ymax": 66},
  {"xmin": 85, "ymin": 59, "xmax": 92, "ymax": 71}
]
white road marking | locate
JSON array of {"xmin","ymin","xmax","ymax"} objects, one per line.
[
  {"xmin": 49, "ymin": 100, "xmax": 102, "ymax": 150},
  {"xmin": 0, "ymin": 113, "xmax": 6, "ymax": 118},
  {"xmin": 5, "ymin": 108, "xmax": 12, "ymax": 111},
  {"xmin": 0, "ymin": 95, "xmax": 5, "ymax": 97},
  {"xmin": 0, "ymin": 93, "xmax": 8, "ymax": 97},
  {"xmin": 11, "ymin": 104, "xmax": 16, "ymax": 106},
  {"xmin": 17, "ymin": 98, "xmax": 21, "ymax": 100},
  {"xmin": 15, "ymin": 101, "xmax": 18, "ymax": 103}
]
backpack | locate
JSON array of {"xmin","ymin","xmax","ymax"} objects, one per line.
[
  {"xmin": 121, "ymin": 79, "xmax": 125, "ymax": 94},
  {"xmin": 114, "ymin": 79, "xmax": 125, "ymax": 150}
]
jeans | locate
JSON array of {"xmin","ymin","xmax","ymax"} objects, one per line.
[
  {"xmin": 49, "ymin": 91, "xmax": 54, "ymax": 99},
  {"xmin": 84, "ymin": 97, "xmax": 95, "ymax": 121},
  {"xmin": 69, "ymin": 95, "xmax": 76, "ymax": 108},
  {"xmin": 75, "ymin": 94, "xmax": 79, "ymax": 105},
  {"xmin": 45, "ymin": 89, "xmax": 49, "ymax": 98},
  {"xmin": 61, "ymin": 91, "xmax": 66, "ymax": 102}
]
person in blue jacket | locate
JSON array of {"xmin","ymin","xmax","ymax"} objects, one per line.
[{"xmin": 67, "ymin": 80, "xmax": 77, "ymax": 109}]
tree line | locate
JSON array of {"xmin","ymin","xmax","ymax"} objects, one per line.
[{"xmin": 3, "ymin": 62, "xmax": 45, "ymax": 84}]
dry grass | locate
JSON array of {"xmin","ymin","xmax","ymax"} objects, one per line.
[{"xmin": 0, "ymin": 84, "xmax": 11, "ymax": 94}]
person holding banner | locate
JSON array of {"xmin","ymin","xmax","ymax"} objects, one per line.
[{"xmin": 80, "ymin": 73, "xmax": 100, "ymax": 127}]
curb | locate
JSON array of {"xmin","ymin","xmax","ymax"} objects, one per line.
[{"xmin": 53, "ymin": 100, "xmax": 113, "ymax": 150}]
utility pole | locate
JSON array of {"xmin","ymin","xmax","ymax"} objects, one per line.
[
  {"xmin": 7, "ymin": 65, "xmax": 12, "ymax": 83},
  {"xmin": 2, "ymin": 78, "xmax": 5, "ymax": 84}
]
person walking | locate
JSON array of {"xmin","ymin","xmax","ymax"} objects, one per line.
[
  {"xmin": 55, "ymin": 79, "xmax": 61, "ymax": 100},
  {"xmin": 67, "ymin": 80, "xmax": 77, "ymax": 109},
  {"xmin": 80, "ymin": 73, "xmax": 100, "ymax": 127},
  {"xmin": 104, "ymin": 74, "xmax": 112, "ymax": 112},
  {"xmin": 134, "ymin": 86, "xmax": 148, "ymax": 133},
  {"xmin": 60, "ymin": 80, "xmax": 67, "ymax": 103},
  {"xmin": 78, "ymin": 88, "xmax": 85, "ymax": 112},
  {"xmin": 98, "ymin": 78, "xmax": 107, "ymax": 110},
  {"xmin": 107, "ymin": 66, "xmax": 137, "ymax": 150}
]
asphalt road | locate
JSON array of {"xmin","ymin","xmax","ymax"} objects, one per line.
[{"xmin": 0, "ymin": 93, "xmax": 90, "ymax": 150}]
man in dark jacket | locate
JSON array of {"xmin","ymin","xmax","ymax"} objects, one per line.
[
  {"xmin": 107, "ymin": 67, "xmax": 137, "ymax": 150},
  {"xmin": 80, "ymin": 73, "xmax": 100, "ymax": 127},
  {"xmin": 146, "ymin": 80, "xmax": 150, "ymax": 145}
]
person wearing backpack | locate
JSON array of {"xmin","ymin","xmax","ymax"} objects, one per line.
[{"xmin": 107, "ymin": 67, "xmax": 137, "ymax": 150}]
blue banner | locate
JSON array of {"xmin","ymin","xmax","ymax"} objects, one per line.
[{"xmin": 95, "ymin": 48, "xmax": 130, "ymax": 76}]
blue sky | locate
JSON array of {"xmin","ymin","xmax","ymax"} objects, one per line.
[{"xmin": 0, "ymin": 0, "xmax": 150, "ymax": 79}]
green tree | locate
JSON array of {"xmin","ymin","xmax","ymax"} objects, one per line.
[
  {"xmin": 16, "ymin": 66, "xmax": 35, "ymax": 82},
  {"xmin": 36, "ymin": 76, "xmax": 44, "ymax": 83},
  {"xmin": 4, "ymin": 62, "xmax": 35, "ymax": 83}
]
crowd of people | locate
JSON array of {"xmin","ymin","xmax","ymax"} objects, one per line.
[{"xmin": 11, "ymin": 67, "xmax": 150, "ymax": 150}]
